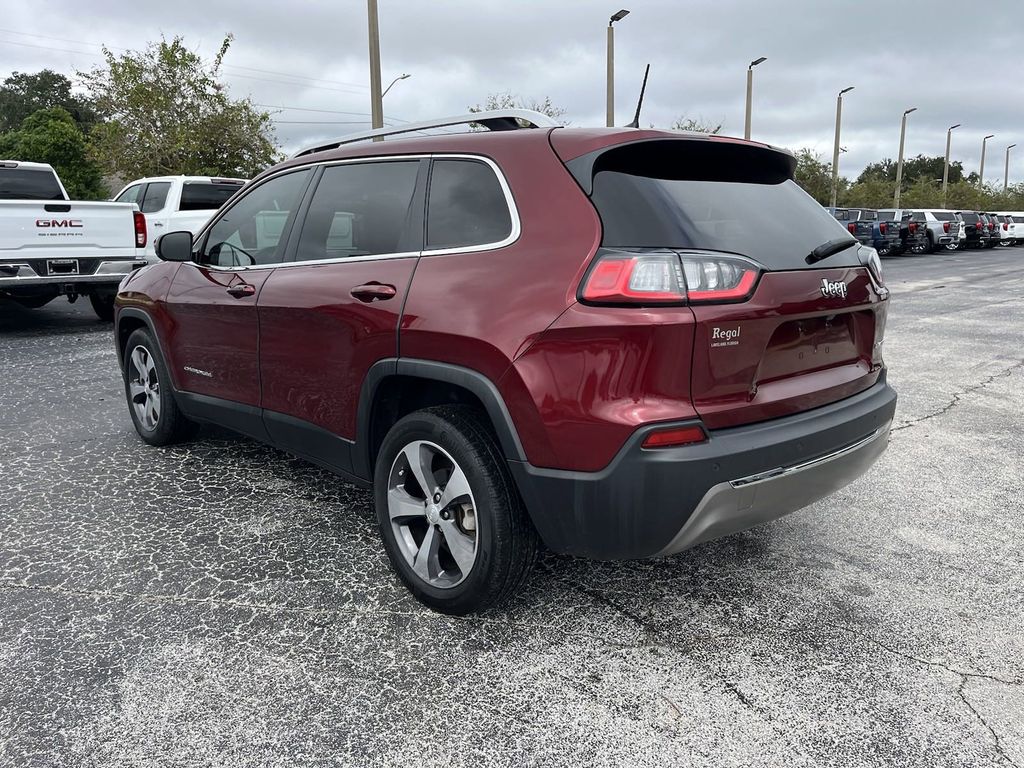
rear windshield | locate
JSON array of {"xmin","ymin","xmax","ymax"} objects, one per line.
[
  {"xmin": 853, "ymin": 209, "xmax": 877, "ymax": 221},
  {"xmin": 931, "ymin": 212, "xmax": 955, "ymax": 221},
  {"xmin": 0, "ymin": 167, "xmax": 64, "ymax": 200},
  {"xmin": 960, "ymin": 212, "xmax": 979, "ymax": 223},
  {"xmin": 179, "ymin": 182, "xmax": 243, "ymax": 211},
  {"xmin": 587, "ymin": 140, "xmax": 855, "ymax": 270}
]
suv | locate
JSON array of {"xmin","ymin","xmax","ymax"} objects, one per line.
[{"xmin": 113, "ymin": 111, "xmax": 897, "ymax": 614}]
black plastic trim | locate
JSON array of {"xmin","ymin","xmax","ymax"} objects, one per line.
[
  {"xmin": 263, "ymin": 408, "xmax": 361, "ymax": 484},
  {"xmin": 353, "ymin": 358, "xmax": 527, "ymax": 480},
  {"xmin": 176, "ymin": 392, "xmax": 270, "ymax": 443},
  {"xmin": 509, "ymin": 375, "xmax": 897, "ymax": 560}
]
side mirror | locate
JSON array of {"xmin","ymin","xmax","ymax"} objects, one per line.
[{"xmin": 156, "ymin": 230, "xmax": 194, "ymax": 262}]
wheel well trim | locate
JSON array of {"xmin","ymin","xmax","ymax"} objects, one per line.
[
  {"xmin": 115, "ymin": 307, "xmax": 166, "ymax": 372},
  {"xmin": 354, "ymin": 358, "xmax": 527, "ymax": 479}
]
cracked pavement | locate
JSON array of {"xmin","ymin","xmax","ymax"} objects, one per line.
[{"xmin": 1, "ymin": 249, "xmax": 1022, "ymax": 767}]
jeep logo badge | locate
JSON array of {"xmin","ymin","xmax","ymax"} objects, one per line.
[{"xmin": 820, "ymin": 278, "xmax": 848, "ymax": 299}]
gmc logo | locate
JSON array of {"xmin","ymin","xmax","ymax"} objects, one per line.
[{"xmin": 36, "ymin": 219, "xmax": 83, "ymax": 228}]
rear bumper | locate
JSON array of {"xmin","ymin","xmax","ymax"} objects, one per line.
[
  {"xmin": 0, "ymin": 260, "xmax": 146, "ymax": 289},
  {"xmin": 509, "ymin": 375, "xmax": 897, "ymax": 560}
]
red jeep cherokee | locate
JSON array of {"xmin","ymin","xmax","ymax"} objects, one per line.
[{"xmin": 114, "ymin": 111, "xmax": 896, "ymax": 614}]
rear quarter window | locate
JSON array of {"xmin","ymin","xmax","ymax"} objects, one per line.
[
  {"xmin": 180, "ymin": 182, "xmax": 244, "ymax": 211},
  {"xmin": 426, "ymin": 159, "xmax": 512, "ymax": 250}
]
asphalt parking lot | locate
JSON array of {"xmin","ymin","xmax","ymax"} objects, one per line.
[{"xmin": 1, "ymin": 249, "xmax": 1022, "ymax": 767}]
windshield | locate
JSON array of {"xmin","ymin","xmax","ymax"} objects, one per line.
[
  {"xmin": 0, "ymin": 167, "xmax": 64, "ymax": 200},
  {"xmin": 589, "ymin": 145, "xmax": 854, "ymax": 271}
]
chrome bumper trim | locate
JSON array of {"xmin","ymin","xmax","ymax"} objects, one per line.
[
  {"xmin": 657, "ymin": 422, "xmax": 891, "ymax": 556},
  {"xmin": 0, "ymin": 261, "xmax": 146, "ymax": 286}
]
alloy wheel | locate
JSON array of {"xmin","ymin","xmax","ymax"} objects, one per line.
[
  {"xmin": 128, "ymin": 345, "xmax": 160, "ymax": 430},
  {"xmin": 386, "ymin": 440, "xmax": 479, "ymax": 589}
]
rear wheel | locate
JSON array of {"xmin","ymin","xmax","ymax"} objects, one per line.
[
  {"xmin": 374, "ymin": 405, "xmax": 538, "ymax": 614},
  {"xmin": 123, "ymin": 328, "xmax": 197, "ymax": 446},
  {"xmin": 89, "ymin": 292, "xmax": 115, "ymax": 321}
]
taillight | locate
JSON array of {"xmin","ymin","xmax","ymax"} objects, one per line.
[
  {"xmin": 579, "ymin": 249, "xmax": 760, "ymax": 306},
  {"xmin": 909, "ymin": 222, "xmax": 918, "ymax": 234},
  {"xmin": 943, "ymin": 221, "xmax": 950, "ymax": 233},
  {"xmin": 975, "ymin": 221, "xmax": 983, "ymax": 230},
  {"xmin": 880, "ymin": 222, "xmax": 888, "ymax": 235},
  {"xmin": 642, "ymin": 424, "xmax": 706, "ymax": 449},
  {"xmin": 847, "ymin": 222, "xmax": 856, "ymax": 233},
  {"xmin": 133, "ymin": 211, "xmax": 147, "ymax": 248},
  {"xmin": 1002, "ymin": 221, "xmax": 1008, "ymax": 231}
]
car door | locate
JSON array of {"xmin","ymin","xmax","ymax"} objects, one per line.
[
  {"xmin": 162, "ymin": 168, "xmax": 313, "ymax": 435},
  {"xmin": 137, "ymin": 181, "xmax": 172, "ymax": 255},
  {"xmin": 257, "ymin": 158, "xmax": 426, "ymax": 472}
]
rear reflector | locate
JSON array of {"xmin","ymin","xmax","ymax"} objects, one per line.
[
  {"xmin": 642, "ymin": 425, "xmax": 707, "ymax": 449},
  {"xmin": 133, "ymin": 211, "xmax": 147, "ymax": 248}
]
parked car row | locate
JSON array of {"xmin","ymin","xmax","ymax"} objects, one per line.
[
  {"xmin": 0, "ymin": 160, "xmax": 247, "ymax": 319},
  {"xmin": 831, "ymin": 206, "xmax": 1024, "ymax": 255}
]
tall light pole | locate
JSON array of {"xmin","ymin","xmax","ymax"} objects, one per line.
[
  {"xmin": 979, "ymin": 134, "xmax": 995, "ymax": 187},
  {"xmin": 893, "ymin": 107, "xmax": 917, "ymax": 209},
  {"xmin": 830, "ymin": 86, "xmax": 854, "ymax": 210},
  {"xmin": 606, "ymin": 9, "xmax": 630, "ymax": 127},
  {"xmin": 1005, "ymin": 144, "xmax": 1017, "ymax": 192},
  {"xmin": 942, "ymin": 123, "xmax": 960, "ymax": 207},
  {"xmin": 744, "ymin": 57, "xmax": 767, "ymax": 141},
  {"xmin": 367, "ymin": 0, "xmax": 384, "ymax": 138},
  {"xmin": 382, "ymin": 73, "xmax": 410, "ymax": 99}
]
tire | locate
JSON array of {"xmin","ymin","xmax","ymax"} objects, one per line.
[
  {"xmin": 945, "ymin": 241, "xmax": 960, "ymax": 251},
  {"xmin": 122, "ymin": 328, "xmax": 197, "ymax": 446},
  {"xmin": 374, "ymin": 405, "xmax": 539, "ymax": 615},
  {"xmin": 926, "ymin": 234, "xmax": 936, "ymax": 254},
  {"xmin": 89, "ymin": 292, "xmax": 115, "ymax": 321}
]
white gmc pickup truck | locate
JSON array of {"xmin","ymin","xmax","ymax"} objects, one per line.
[{"xmin": 0, "ymin": 161, "xmax": 149, "ymax": 320}]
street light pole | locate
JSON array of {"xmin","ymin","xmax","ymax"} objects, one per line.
[
  {"xmin": 893, "ymin": 107, "xmax": 917, "ymax": 209},
  {"xmin": 979, "ymin": 134, "xmax": 995, "ymax": 187},
  {"xmin": 1005, "ymin": 144, "xmax": 1017, "ymax": 192},
  {"xmin": 941, "ymin": 123, "xmax": 960, "ymax": 207},
  {"xmin": 744, "ymin": 57, "xmax": 767, "ymax": 141},
  {"xmin": 606, "ymin": 9, "xmax": 630, "ymax": 127},
  {"xmin": 367, "ymin": 0, "xmax": 384, "ymax": 139},
  {"xmin": 382, "ymin": 73, "xmax": 410, "ymax": 99},
  {"xmin": 830, "ymin": 86, "xmax": 854, "ymax": 211}
]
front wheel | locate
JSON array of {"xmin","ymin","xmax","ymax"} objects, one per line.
[
  {"xmin": 374, "ymin": 406, "xmax": 539, "ymax": 614},
  {"xmin": 122, "ymin": 328, "xmax": 197, "ymax": 446}
]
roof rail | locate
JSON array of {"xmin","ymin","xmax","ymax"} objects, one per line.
[{"xmin": 290, "ymin": 109, "xmax": 559, "ymax": 158}]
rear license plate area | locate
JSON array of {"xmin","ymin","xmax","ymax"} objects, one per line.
[{"xmin": 47, "ymin": 259, "xmax": 79, "ymax": 275}]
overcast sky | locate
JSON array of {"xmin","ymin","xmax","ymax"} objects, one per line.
[{"xmin": 3, "ymin": 0, "xmax": 1023, "ymax": 183}]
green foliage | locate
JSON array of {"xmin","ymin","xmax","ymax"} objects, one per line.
[
  {"xmin": 858, "ymin": 154, "xmax": 965, "ymax": 198},
  {"xmin": 668, "ymin": 116, "xmax": 721, "ymax": 134},
  {"xmin": 469, "ymin": 92, "xmax": 568, "ymax": 126},
  {"xmin": 0, "ymin": 107, "xmax": 105, "ymax": 199},
  {"xmin": 793, "ymin": 148, "xmax": 843, "ymax": 206},
  {"xmin": 0, "ymin": 70, "xmax": 97, "ymax": 133},
  {"xmin": 78, "ymin": 35, "xmax": 279, "ymax": 179}
]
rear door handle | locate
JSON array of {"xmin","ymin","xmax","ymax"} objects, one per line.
[
  {"xmin": 225, "ymin": 283, "xmax": 256, "ymax": 298},
  {"xmin": 350, "ymin": 282, "xmax": 397, "ymax": 302}
]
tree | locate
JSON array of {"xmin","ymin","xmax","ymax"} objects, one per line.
[
  {"xmin": 840, "ymin": 178, "xmax": 892, "ymax": 209},
  {"xmin": 0, "ymin": 70, "xmax": 97, "ymax": 133},
  {"xmin": 0, "ymin": 107, "xmax": 105, "ymax": 199},
  {"xmin": 793, "ymin": 148, "xmax": 842, "ymax": 206},
  {"xmin": 469, "ymin": 92, "xmax": 568, "ymax": 126},
  {"xmin": 78, "ymin": 35, "xmax": 279, "ymax": 179},
  {"xmin": 667, "ymin": 116, "xmax": 721, "ymax": 134}
]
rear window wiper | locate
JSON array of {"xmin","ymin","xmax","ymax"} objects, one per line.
[{"xmin": 806, "ymin": 237, "xmax": 857, "ymax": 265}]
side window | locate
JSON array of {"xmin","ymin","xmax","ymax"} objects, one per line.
[
  {"xmin": 201, "ymin": 169, "xmax": 311, "ymax": 268},
  {"xmin": 426, "ymin": 159, "xmax": 513, "ymax": 250},
  {"xmin": 140, "ymin": 182, "xmax": 171, "ymax": 213},
  {"xmin": 116, "ymin": 184, "xmax": 143, "ymax": 206},
  {"xmin": 294, "ymin": 161, "xmax": 420, "ymax": 262}
]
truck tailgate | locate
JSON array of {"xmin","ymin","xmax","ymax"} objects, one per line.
[{"xmin": 0, "ymin": 201, "xmax": 140, "ymax": 259}]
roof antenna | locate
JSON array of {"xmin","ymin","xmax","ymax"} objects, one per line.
[{"xmin": 626, "ymin": 64, "xmax": 650, "ymax": 128}]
